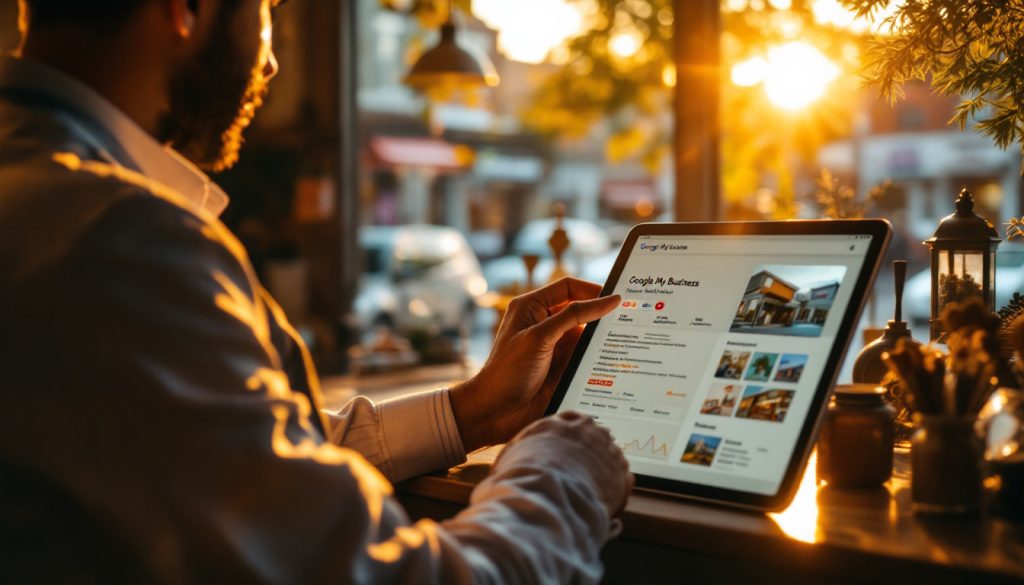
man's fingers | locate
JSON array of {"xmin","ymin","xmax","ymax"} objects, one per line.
[
  {"xmin": 522, "ymin": 277, "xmax": 604, "ymax": 310},
  {"xmin": 532, "ymin": 294, "xmax": 620, "ymax": 343}
]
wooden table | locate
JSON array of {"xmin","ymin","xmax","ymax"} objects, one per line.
[
  {"xmin": 397, "ymin": 447, "xmax": 1024, "ymax": 585},
  {"xmin": 324, "ymin": 365, "xmax": 1024, "ymax": 583}
]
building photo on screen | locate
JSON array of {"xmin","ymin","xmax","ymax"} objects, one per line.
[
  {"xmin": 700, "ymin": 382, "xmax": 742, "ymax": 417},
  {"xmin": 714, "ymin": 349, "xmax": 751, "ymax": 380},
  {"xmin": 730, "ymin": 265, "xmax": 847, "ymax": 337},
  {"xmin": 773, "ymin": 354, "xmax": 809, "ymax": 383},
  {"xmin": 734, "ymin": 386, "xmax": 795, "ymax": 423},
  {"xmin": 680, "ymin": 433, "xmax": 722, "ymax": 467}
]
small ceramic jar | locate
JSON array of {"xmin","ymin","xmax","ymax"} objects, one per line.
[
  {"xmin": 911, "ymin": 414, "xmax": 983, "ymax": 514},
  {"xmin": 817, "ymin": 384, "xmax": 895, "ymax": 488}
]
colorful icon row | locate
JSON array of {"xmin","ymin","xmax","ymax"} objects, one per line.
[{"xmin": 621, "ymin": 300, "xmax": 666, "ymax": 311}]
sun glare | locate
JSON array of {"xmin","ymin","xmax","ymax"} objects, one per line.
[
  {"xmin": 662, "ymin": 63, "xmax": 677, "ymax": 87},
  {"xmin": 812, "ymin": 0, "xmax": 899, "ymax": 34},
  {"xmin": 763, "ymin": 41, "xmax": 838, "ymax": 110},
  {"xmin": 731, "ymin": 56, "xmax": 767, "ymax": 87},
  {"xmin": 473, "ymin": 0, "xmax": 585, "ymax": 64},
  {"xmin": 769, "ymin": 450, "xmax": 820, "ymax": 544},
  {"xmin": 609, "ymin": 27, "xmax": 644, "ymax": 59}
]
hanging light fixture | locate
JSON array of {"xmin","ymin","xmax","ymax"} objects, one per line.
[{"xmin": 404, "ymin": 0, "xmax": 500, "ymax": 90}]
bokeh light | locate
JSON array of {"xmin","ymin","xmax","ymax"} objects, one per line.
[
  {"xmin": 731, "ymin": 56, "xmax": 767, "ymax": 87},
  {"xmin": 765, "ymin": 42, "xmax": 838, "ymax": 110},
  {"xmin": 473, "ymin": 0, "xmax": 585, "ymax": 64},
  {"xmin": 609, "ymin": 27, "xmax": 644, "ymax": 59}
]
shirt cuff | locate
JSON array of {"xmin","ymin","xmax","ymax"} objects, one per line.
[{"xmin": 378, "ymin": 388, "xmax": 467, "ymax": 482}]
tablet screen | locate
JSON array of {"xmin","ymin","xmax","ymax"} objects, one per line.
[{"xmin": 555, "ymin": 233, "xmax": 873, "ymax": 496}]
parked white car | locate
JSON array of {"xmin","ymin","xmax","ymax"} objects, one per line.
[
  {"xmin": 354, "ymin": 225, "xmax": 488, "ymax": 335},
  {"xmin": 904, "ymin": 243, "xmax": 1024, "ymax": 324}
]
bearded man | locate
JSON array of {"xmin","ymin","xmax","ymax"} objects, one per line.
[{"xmin": 0, "ymin": 1, "xmax": 632, "ymax": 583}]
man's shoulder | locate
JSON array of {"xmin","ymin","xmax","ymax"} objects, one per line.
[
  {"xmin": 0, "ymin": 93, "xmax": 214, "ymax": 227},
  {"xmin": 0, "ymin": 149, "xmax": 248, "ymax": 291}
]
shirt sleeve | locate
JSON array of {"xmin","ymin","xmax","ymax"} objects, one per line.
[
  {"xmin": 324, "ymin": 390, "xmax": 466, "ymax": 483},
  {"xmin": 7, "ymin": 192, "xmax": 612, "ymax": 584}
]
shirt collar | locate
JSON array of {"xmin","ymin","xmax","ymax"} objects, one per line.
[{"xmin": 0, "ymin": 55, "xmax": 229, "ymax": 217}]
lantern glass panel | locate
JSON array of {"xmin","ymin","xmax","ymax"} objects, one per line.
[
  {"xmin": 937, "ymin": 250, "xmax": 984, "ymax": 312},
  {"xmin": 989, "ymin": 251, "xmax": 997, "ymax": 306}
]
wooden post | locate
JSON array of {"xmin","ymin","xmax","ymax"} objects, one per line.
[
  {"xmin": 292, "ymin": 0, "xmax": 360, "ymax": 372},
  {"xmin": 674, "ymin": 0, "xmax": 721, "ymax": 222},
  {"xmin": 336, "ymin": 0, "xmax": 361, "ymax": 370}
]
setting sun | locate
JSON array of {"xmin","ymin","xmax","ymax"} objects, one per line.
[
  {"xmin": 732, "ymin": 41, "xmax": 839, "ymax": 110},
  {"xmin": 764, "ymin": 42, "xmax": 839, "ymax": 110}
]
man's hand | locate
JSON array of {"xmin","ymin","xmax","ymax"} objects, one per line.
[
  {"xmin": 496, "ymin": 411, "xmax": 634, "ymax": 519},
  {"xmin": 450, "ymin": 278, "xmax": 620, "ymax": 451}
]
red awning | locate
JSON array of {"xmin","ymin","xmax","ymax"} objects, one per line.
[
  {"xmin": 369, "ymin": 136, "xmax": 467, "ymax": 171},
  {"xmin": 602, "ymin": 179, "xmax": 658, "ymax": 208}
]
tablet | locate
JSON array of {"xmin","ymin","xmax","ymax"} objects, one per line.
[{"xmin": 545, "ymin": 220, "xmax": 891, "ymax": 511}]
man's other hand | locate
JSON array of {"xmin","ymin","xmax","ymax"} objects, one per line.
[
  {"xmin": 495, "ymin": 411, "xmax": 634, "ymax": 519},
  {"xmin": 450, "ymin": 278, "xmax": 620, "ymax": 451}
]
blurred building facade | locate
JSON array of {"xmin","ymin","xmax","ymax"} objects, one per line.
[
  {"xmin": 355, "ymin": 0, "xmax": 673, "ymax": 259},
  {"xmin": 819, "ymin": 82, "xmax": 1022, "ymax": 252}
]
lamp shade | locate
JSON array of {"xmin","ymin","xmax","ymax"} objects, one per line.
[{"xmin": 404, "ymin": 23, "xmax": 499, "ymax": 90}]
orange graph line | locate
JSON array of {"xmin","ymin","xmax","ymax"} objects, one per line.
[{"xmin": 621, "ymin": 434, "xmax": 669, "ymax": 458}]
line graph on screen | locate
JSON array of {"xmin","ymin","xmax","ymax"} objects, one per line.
[
  {"xmin": 595, "ymin": 416, "xmax": 680, "ymax": 462},
  {"xmin": 620, "ymin": 433, "xmax": 670, "ymax": 460}
]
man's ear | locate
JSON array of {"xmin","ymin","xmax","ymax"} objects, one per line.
[{"xmin": 168, "ymin": 0, "xmax": 198, "ymax": 39}]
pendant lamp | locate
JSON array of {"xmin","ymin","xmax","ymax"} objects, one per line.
[{"xmin": 404, "ymin": 0, "xmax": 499, "ymax": 90}]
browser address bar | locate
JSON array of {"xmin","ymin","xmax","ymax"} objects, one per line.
[{"xmin": 631, "ymin": 240, "xmax": 867, "ymax": 256}]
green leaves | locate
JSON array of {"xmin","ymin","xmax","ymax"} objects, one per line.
[
  {"xmin": 844, "ymin": 0, "xmax": 1024, "ymax": 158},
  {"xmin": 815, "ymin": 169, "xmax": 864, "ymax": 219}
]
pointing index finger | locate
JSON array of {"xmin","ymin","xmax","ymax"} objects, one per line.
[
  {"xmin": 527, "ymin": 277, "xmax": 604, "ymax": 309},
  {"xmin": 532, "ymin": 294, "xmax": 621, "ymax": 343}
]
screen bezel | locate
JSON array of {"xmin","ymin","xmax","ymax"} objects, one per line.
[{"xmin": 544, "ymin": 219, "xmax": 892, "ymax": 512}]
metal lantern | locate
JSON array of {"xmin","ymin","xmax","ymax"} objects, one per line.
[{"xmin": 924, "ymin": 188, "xmax": 1001, "ymax": 341}]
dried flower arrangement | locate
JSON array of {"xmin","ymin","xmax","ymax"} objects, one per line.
[
  {"xmin": 1008, "ymin": 217, "xmax": 1024, "ymax": 242},
  {"xmin": 884, "ymin": 298, "xmax": 1024, "ymax": 419},
  {"xmin": 939, "ymin": 272, "xmax": 983, "ymax": 309}
]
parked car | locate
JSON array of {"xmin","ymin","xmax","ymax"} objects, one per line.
[
  {"xmin": 904, "ymin": 243, "xmax": 1024, "ymax": 324},
  {"xmin": 483, "ymin": 218, "xmax": 613, "ymax": 291},
  {"xmin": 354, "ymin": 225, "xmax": 488, "ymax": 335}
]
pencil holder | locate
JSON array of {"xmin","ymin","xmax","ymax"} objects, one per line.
[{"xmin": 910, "ymin": 414, "xmax": 983, "ymax": 514}]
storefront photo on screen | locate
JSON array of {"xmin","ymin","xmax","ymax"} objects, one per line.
[
  {"xmin": 714, "ymin": 350, "xmax": 751, "ymax": 380},
  {"xmin": 730, "ymin": 265, "xmax": 847, "ymax": 338},
  {"xmin": 773, "ymin": 354, "xmax": 809, "ymax": 383},
  {"xmin": 734, "ymin": 386, "xmax": 795, "ymax": 423},
  {"xmin": 680, "ymin": 433, "xmax": 722, "ymax": 466},
  {"xmin": 700, "ymin": 382, "xmax": 742, "ymax": 416}
]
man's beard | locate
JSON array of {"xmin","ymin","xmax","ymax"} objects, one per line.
[{"xmin": 156, "ymin": 9, "xmax": 269, "ymax": 173}]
